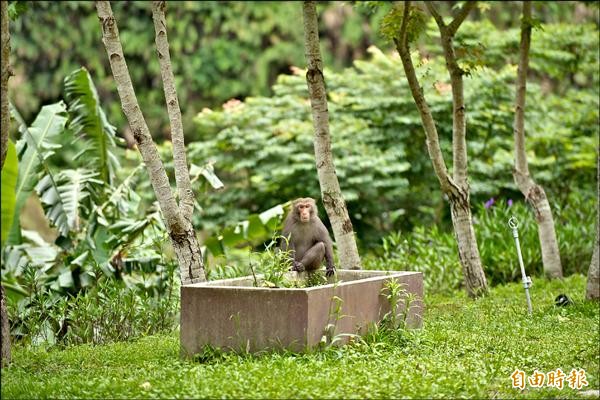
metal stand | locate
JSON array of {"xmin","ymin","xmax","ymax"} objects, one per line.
[{"xmin": 509, "ymin": 216, "xmax": 533, "ymax": 315}]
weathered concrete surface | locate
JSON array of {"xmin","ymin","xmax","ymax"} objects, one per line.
[{"xmin": 180, "ymin": 270, "xmax": 423, "ymax": 356}]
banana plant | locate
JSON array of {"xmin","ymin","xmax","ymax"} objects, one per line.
[
  {"xmin": 3, "ymin": 67, "xmax": 226, "ymax": 299},
  {"xmin": 64, "ymin": 67, "xmax": 122, "ymax": 186},
  {"xmin": 7, "ymin": 102, "xmax": 68, "ymax": 245},
  {"xmin": 1, "ymin": 140, "xmax": 18, "ymax": 245},
  {"xmin": 36, "ymin": 168, "xmax": 103, "ymax": 237}
]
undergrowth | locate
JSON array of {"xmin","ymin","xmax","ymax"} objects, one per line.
[{"xmin": 2, "ymin": 274, "xmax": 597, "ymax": 399}]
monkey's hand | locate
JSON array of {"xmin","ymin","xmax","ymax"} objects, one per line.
[
  {"xmin": 325, "ymin": 265, "xmax": 336, "ymax": 278},
  {"xmin": 291, "ymin": 261, "xmax": 305, "ymax": 272}
]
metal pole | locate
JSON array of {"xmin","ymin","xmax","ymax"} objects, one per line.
[{"xmin": 509, "ymin": 216, "xmax": 533, "ymax": 315}]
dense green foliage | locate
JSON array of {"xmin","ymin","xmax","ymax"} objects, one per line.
[
  {"xmin": 1, "ymin": 71, "xmax": 193, "ymax": 346},
  {"xmin": 8, "ymin": 1, "xmax": 390, "ymax": 138},
  {"xmin": 364, "ymin": 194, "xmax": 595, "ymax": 294},
  {"xmin": 8, "ymin": 2, "xmax": 596, "ymax": 140},
  {"xmin": 7, "ymin": 265, "xmax": 179, "ymax": 347},
  {"xmin": 2, "ymin": 275, "xmax": 597, "ymax": 399},
  {"xmin": 189, "ymin": 19, "xmax": 598, "ymax": 247}
]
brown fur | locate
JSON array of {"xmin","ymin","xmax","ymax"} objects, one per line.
[{"xmin": 281, "ymin": 198, "xmax": 335, "ymax": 275}]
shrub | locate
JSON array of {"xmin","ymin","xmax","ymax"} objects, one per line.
[
  {"xmin": 364, "ymin": 192, "xmax": 595, "ymax": 294},
  {"xmin": 7, "ymin": 264, "xmax": 180, "ymax": 348}
]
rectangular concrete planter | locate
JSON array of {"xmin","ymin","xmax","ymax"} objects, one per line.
[{"xmin": 180, "ymin": 269, "xmax": 423, "ymax": 356}]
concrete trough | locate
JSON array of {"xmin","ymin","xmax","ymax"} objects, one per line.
[{"xmin": 180, "ymin": 269, "xmax": 423, "ymax": 356}]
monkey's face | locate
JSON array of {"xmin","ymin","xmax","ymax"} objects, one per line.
[
  {"xmin": 294, "ymin": 198, "xmax": 315, "ymax": 223},
  {"xmin": 298, "ymin": 203, "xmax": 311, "ymax": 222}
]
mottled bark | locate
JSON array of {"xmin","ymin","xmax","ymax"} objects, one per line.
[
  {"xmin": 1, "ymin": 0, "xmax": 11, "ymax": 368},
  {"xmin": 95, "ymin": 1, "xmax": 204, "ymax": 284},
  {"xmin": 302, "ymin": 1, "xmax": 361, "ymax": 270},
  {"xmin": 450, "ymin": 199, "xmax": 487, "ymax": 294},
  {"xmin": 0, "ymin": 286, "xmax": 9, "ymax": 368},
  {"xmin": 151, "ymin": 1, "xmax": 194, "ymax": 222},
  {"xmin": 1, "ymin": 0, "xmax": 10, "ymax": 168},
  {"xmin": 396, "ymin": 1, "xmax": 487, "ymax": 297},
  {"xmin": 425, "ymin": 2, "xmax": 475, "ymax": 190},
  {"xmin": 512, "ymin": 1, "xmax": 562, "ymax": 279},
  {"xmin": 586, "ymin": 151, "xmax": 599, "ymax": 300}
]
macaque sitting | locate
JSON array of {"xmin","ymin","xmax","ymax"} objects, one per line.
[{"xmin": 280, "ymin": 197, "xmax": 335, "ymax": 277}]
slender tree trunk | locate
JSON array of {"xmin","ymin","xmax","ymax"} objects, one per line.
[
  {"xmin": 396, "ymin": 2, "xmax": 487, "ymax": 297},
  {"xmin": 151, "ymin": 1, "xmax": 194, "ymax": 222},
  {"xmin": 0, "ymin": 285, "xmax": 9, "ymax": 368},
  {"xmin": 1, "ymin": 0, "xmax": 12, "ymax": 367},
  {"xmin": 586, "ymin": 151, "xmax": 599, "ymax": 300},
  {"xmin": 95, "ymin": 1, "xmax": 204, "ymax": 284},
  {"xmin": 302, "ymin": 1, "xmax": 361, "ymax": 270},
  {"xmin": 1, "ymin": 0, "xmax": 10, "ymax": 168},
  {"xmin": 513, "ymin": 1, "xmax": 562, "ymax": 279}
]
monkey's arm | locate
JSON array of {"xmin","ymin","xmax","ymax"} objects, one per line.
[
  {"xmin": 324, "ymin": 239, "xmax": 335, "ymax": 272},
  {"xmin": 317, "ymin": 222, "xmax": 335, "ymax": 275}
]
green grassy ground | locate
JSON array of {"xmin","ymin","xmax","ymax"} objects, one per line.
[{"xmin": 1, "ymin": 274, "xmax": 598, "ymax": 399}]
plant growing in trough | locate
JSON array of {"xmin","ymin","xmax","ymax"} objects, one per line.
[{"xmin": 249, "ymin": 235, "xmax": 333, "ymax": 289}]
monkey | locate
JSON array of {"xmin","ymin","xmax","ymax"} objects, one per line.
[{"xmin": 280, "ymin": 197, "xmax": 336, "ymax": 277}]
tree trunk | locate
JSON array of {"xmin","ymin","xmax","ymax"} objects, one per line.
[
  {"xmin": 396, "ymin": 2, "xmax": 487, "ymax": 297},
  {"xmin": 0, "ymin": 0, "xmax": 9, "ymax": 168},
  {"xmin": 513, "ymin": 1, "xmax": 562, "ymax": 279},
  {"xmin": 95, "ymin": 1, "xmax": 204, "ymax": 284},
  {"xmin": 302, "ymin": 1, "xmax": 361, "ymax": 270},
  {"xmin": 1, "ymin": 0, "xmax": 12, "ymax": 368},
  {"xmin": 451, "ymin": 197, "xmax": 488, "ymax": 294},
  {"xmin": 151, "ymin": 1, "xmax": 194, "ymax": 222},
  {"xmin": 0, "ymin": 286, "xmax": 9, "ymax": 368},
  {"xmin": 586, "ymin": 151, "xmax": 599, "ymax": 300},
  {"xmin": 588, "ymin": 220, "xmax": 600, "ymax": 300}
]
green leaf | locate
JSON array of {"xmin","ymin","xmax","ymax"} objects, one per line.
[
  {"xmin": 64, "ymin": 67, "xmax": 121, "ymax": 185},
  {"xmin": 23, "ymin": 243, "xmax": 58, "ymax": 268},
  {"xmin": 71, "ymin": 251, "xmax": 89, "ymax": 267},
  {"xmin": 1, "ymin": 140, "xmax": 18, "ymax": 245},
  {"xmin": 221, "ymin": 224, "xmax": 246, "ymax": 247},
  {"xmin": 379, "ymin": 4, "xmax": 427, "ymax": 44},
  {"xmin": 204, "ymin": 236, "xmax": 225, "ymax": 257},
  {"xmin": 190, "ymin": 163, "xmax": 225, "ymax": 190},
  {"xmin": 7, "ymin": 1, "xmax": 28, "ymax": 21},
  {"xmin": 247, "ymin": 214, "xmax": 268, "ymax": 240},
  {"xmin": 58, "ymin": 270, "xmax": 74, "ymax": 288},
  {"xmin": 259, "ymin": 204, "xmax": 285, "ymax": 230},
  {"xmin": 36, "ymin": 169, "xmax": 103, "ymax": 236},
  {"xmin": 1, "ymin": 281, "xmax": 28, "ymax": 300},
  {"xmin": 7, "ymin": 102, "xmax": 68, "ymax": 245}
]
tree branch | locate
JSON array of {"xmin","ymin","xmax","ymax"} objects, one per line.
[
  {"xmin": 428, "ymin": 2, "xmax": 474, "ymax": 189},
  {"xmin": 394, "ymin": 2, "xmax": 455, "ymax": 195},
  {"xmin": 513, "ymin": 0, "xmax": 532, "ymax": 188},
  {"xmin": 95, "ymin": 0, "xmax": 185, "ymax": 235},
  {"xmin": 425, "ymin": 2, "xmax": 445, "ymax": 30},
  {"xmin": 151, "ymin": 0, "xmax": 195, "ymax": 222},
  {"xmin": 447, "ymin": 1, "xmax": 477, "ymax": 35},
  {"xmin": 398, "ymin": 0, "xmax": 411, "ymax": 49}
]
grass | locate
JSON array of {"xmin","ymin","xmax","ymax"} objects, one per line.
[{"xmin": 1, "ymin": 274, "xmax": 598, "ymax": 399}]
